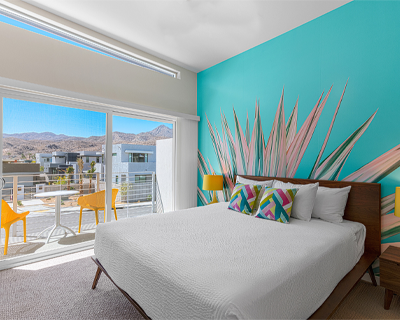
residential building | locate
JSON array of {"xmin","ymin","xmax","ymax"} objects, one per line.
[
  {"xmin": 36, "ymin": 146, "xmax": 155, "ymax": 179},
  {"xmin": 2, "ymin": 161, "xmax": 42, "ymax": 200},
  {"xmin": 2, "ymin": 161, "xmax": 40, "ymax": 175},
  {"xmin": 102, "ymin": 144, "xmax": 156, "ymax": 183},
  {"xmin": 77, "ymin": 151, "xmax": 103, "ymax": 171},
  {"xmin": 36, "ymin": 151, "xmax": 103, "ymax": 174},
  {"xmin": 44, "ymin": 151, "xmax": 80, "ymax": 174},
  {"xmin": 35, "ymin": 153, "xmax": 53, "ymax": 168}
]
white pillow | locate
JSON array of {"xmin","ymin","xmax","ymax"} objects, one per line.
[
  {"xmin": 236, "ymin": 176, "xmax": 273, "ymax": 215},
  {"xmin": 272, "ymin": 180, "xmax": 318, "ymax": 221},
  {"xmin": 311, "ymin": 186, "xmax": 351, "ymax": 223}
]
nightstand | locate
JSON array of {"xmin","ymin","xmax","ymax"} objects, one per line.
[{"xmin": 380, "ymin": 246, "xmax": 400, "ymax": 309}]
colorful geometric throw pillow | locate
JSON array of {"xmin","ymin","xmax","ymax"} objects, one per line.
[
  {"xmin": 255, "ymin": 187, "xmax": 298, "ymax": 223},
  {"xmin": 228, "ymin": 183, "xmax": 262, "ymax": 215}
]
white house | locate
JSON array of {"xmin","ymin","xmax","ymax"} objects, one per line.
[
  {"xmin": 35, "ymin": 153, "xmax": 53, "ymax": 168},
  {"xmin": 36, "ymin": 151, "xmax": 103, "ymax": 175},
  {"xmin": 103, "ymin": 144, "xmax": 156, "ymax": 183},
  {"xmin": 77, "ymin": 151, "xmax": 103, "ymax": 172}
]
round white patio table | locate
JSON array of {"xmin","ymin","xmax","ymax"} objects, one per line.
[{"xmin": 34, "ymin": 190, "xmax": 79, "ymax": 244}]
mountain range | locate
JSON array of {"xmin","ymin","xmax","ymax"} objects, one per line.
[{"xmin": 2, "ymin": 125, "xmax": 172, "ymax": 159}]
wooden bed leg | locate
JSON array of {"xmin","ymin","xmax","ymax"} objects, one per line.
[
  {"xmin": 91, "ymin": 257, "xmax": 152, "ymax": 319},
  {"xmin": 368, "ymin": 264, "xmax": 377, "ymax": 286},
  {"xmin": 92, "ymin": 266, "xmax": 102, "ymax": 289},
  {"xmin": 384, "ymin": 289, "xmax": 393, "ymax": 310}
]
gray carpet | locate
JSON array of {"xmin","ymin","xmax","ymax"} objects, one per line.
[
  {"xmin": 0, "ymin": 253, "xmax": 142, "ymax": 320},
  {"xmin": 1, "ymin": 252, "xmax": 399, "ymax": 320},
  {"xmin": 331, "ymin": 281, "xmax": 400, "ymax": 319}
]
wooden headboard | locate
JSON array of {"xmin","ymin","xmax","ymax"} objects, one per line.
[{"xmin": 237, "ymin": 176, "xmax": 382, "ymax": 257}]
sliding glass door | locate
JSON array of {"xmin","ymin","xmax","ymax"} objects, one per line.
[
  {"xmin": 111, "ymin": 113, "xmax": 174, "ymax": 219},
  {"xmin": 0, "ymin": 94, "xmax": 176, "ymax": 267},
  {"xmin": 0, "ymin": 98, "xmax": 106, "ymax": 262}
]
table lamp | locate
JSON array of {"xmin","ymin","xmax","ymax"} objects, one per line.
[
  {"xmin": 203, "ymin": 174, "xmax": 223, "ymax": 204},
  {"xmin": 395, "ymin": 187, "xmax": 400, "ymax": 217}
]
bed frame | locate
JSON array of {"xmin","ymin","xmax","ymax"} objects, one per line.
[{"xmin": 91, "ymin": 176, "xmax": 381, "ymax": 320}]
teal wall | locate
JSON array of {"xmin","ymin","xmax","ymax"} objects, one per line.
[
  {"xmin": 198, "ymin": 1, "xmax": 400, "ymax": 201},
  {"xmin": 197, "ymin": 1, "xmax": 400, "ymax": 248}
]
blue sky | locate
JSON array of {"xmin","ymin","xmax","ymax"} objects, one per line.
[
  {"xmin": 3, "ymin": 99, "xmax": 172, "ymax": 137},
  {"xmin": 113, "ymin": 115, "xmax": 172, "ymax": 136},
  {"xmin": 0, "ymin": 13, "xmax": 115, "ymax": 59}
]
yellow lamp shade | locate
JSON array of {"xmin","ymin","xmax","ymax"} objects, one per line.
[
  {"xmin": 395, "ymin": 187, "xmax": 400, "ymax": 217},
  {"xmin": 203, "ymin": 175, "xmax": 223, "ymax": 191}
]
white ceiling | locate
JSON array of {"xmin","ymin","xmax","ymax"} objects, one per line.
[{"xmin": 23, "ymin": 0, "xmax": 351, "ymax": 73}]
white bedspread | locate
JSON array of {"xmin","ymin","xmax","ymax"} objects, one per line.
[{"xmin": 94, "ymin": 202, "xmax": 364, "ymax": 320}]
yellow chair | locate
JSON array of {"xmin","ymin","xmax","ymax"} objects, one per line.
[
  {"xmin": 1, "ymin": 200, "xmax": 30, "ymax": 255},
  {"xmin": 77, "ymin": 189, "xmax": 119, "ymax": 233}
]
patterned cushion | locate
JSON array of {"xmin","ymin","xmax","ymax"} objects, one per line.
[
  {"xmin": 255, "ymin": 187, "xmax": 298, "ymax": 223},
  {"xmin": 228, "ymin": 183, "xmax": 262, "ymax": 215}
]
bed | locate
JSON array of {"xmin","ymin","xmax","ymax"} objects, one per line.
[{"xmin": 91, "ymin": 176, "xmax": 381, "ymax": 319}]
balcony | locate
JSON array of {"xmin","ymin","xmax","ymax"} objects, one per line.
[{"xmin": 0, "ymin": 172, "xmax": 164, "ymax": 260}]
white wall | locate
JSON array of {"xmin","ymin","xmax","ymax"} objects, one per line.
[
  {"xmin": 156, "ymin": 139, "xmax": 173, "ymax": 212},
  {"xmin": 0, "ymin": 0, "xmax": 197, "ymax": 116},
  {"xmin": 0, "ymin": 1, "xmax": 200, "ymax": 212},
  {"xmin": 175, "ymin": 119, "xmax": 198, "ymax": 210}
]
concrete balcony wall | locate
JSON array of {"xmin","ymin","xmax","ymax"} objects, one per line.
[
  {"xmin": 156, "ymin": 139, "xmax": 173, "ymax": 212},
  {"xmin": 3, "ymin": 162, "xmax": 40, "ymax": 173}
]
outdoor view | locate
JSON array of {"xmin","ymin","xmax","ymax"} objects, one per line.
[{"xmin": 1, "ymin": 98, "xmax": 173, "ymax": 260}]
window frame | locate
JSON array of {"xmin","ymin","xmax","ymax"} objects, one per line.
[
  {"xmin": 0, "ymin": 5, "xmax": 180, "ymax": 78},
  {"xmin": 128, "ymin": 152, "xmax": 149, "ymax": 163},
  {"xmin": 0, "ymin": 81, "xmax": 177, "ymax": 271}
]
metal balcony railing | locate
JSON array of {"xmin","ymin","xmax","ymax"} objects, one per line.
[{"xmin": 1, "ymin": 171, "xmax": 164, "ymax": 245}]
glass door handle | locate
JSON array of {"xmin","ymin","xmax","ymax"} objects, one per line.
[{"xmin": 0, "ymin": 178, "xmax": 5, "ymax": 190}]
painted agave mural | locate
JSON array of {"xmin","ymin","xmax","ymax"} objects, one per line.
[{"xmin": 198, "ymin": 83, "xmax": 400, "ymax": 253}]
